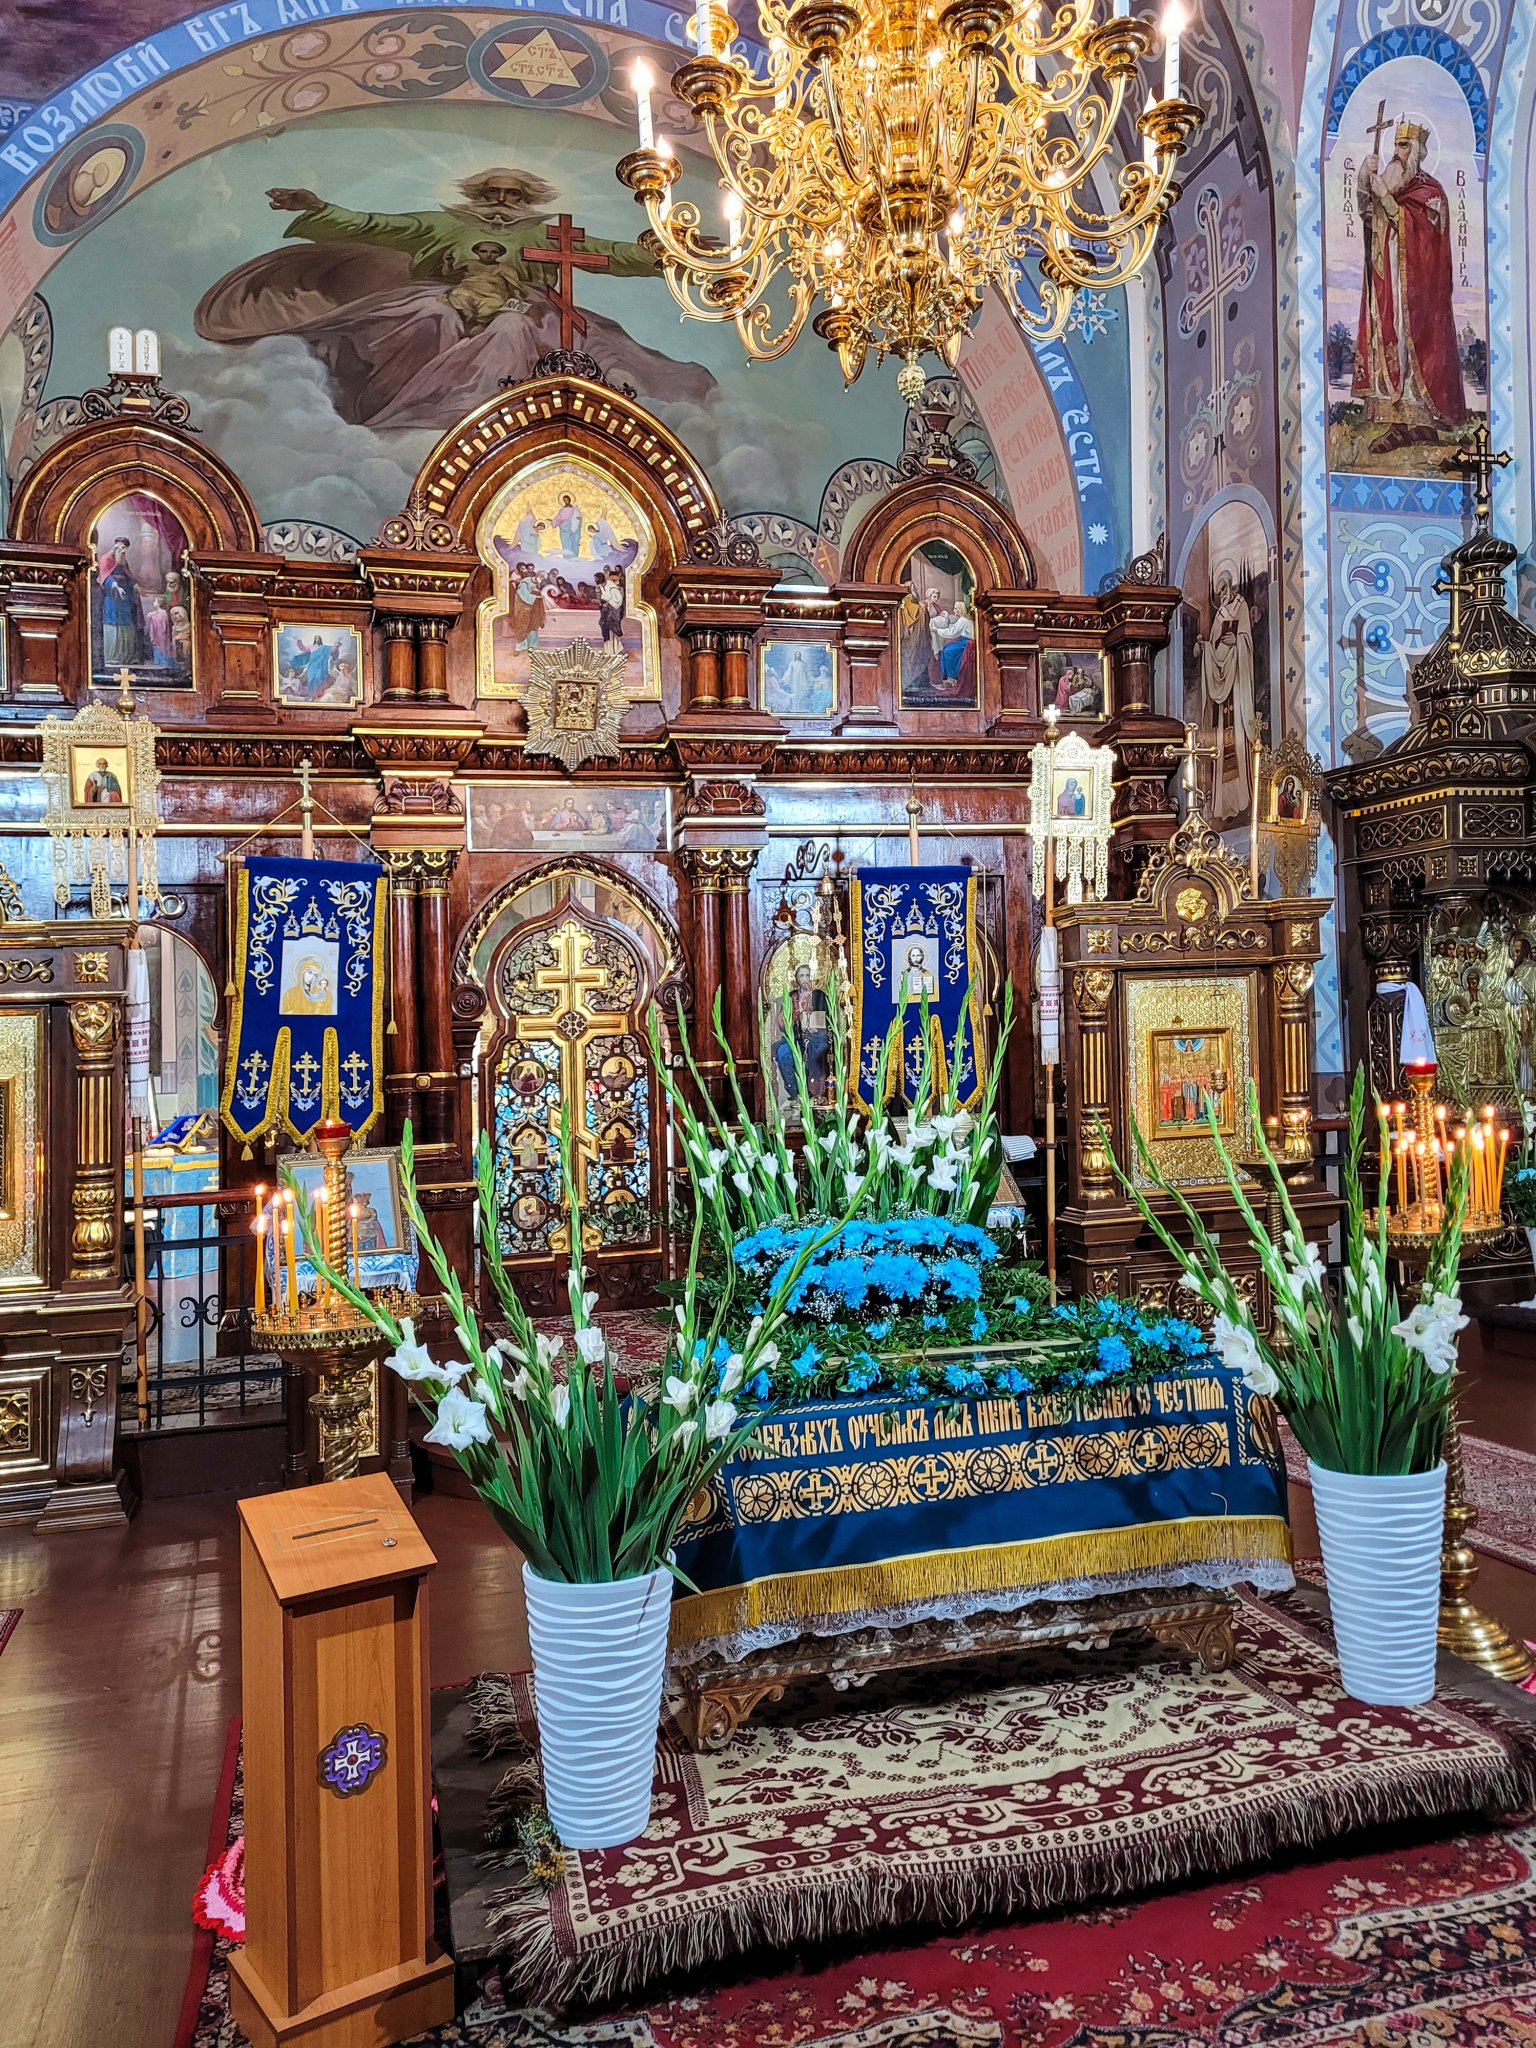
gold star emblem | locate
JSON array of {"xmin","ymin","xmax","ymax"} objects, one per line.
[{"xmin": 486, "ymin": 28, "xmax": 581, "ymax": 96}]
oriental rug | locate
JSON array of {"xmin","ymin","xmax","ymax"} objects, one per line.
[
  {"xmin": 1283, "ymin": 1428, "xmax": 1536, "ymax": 1572},
  {"xmin": 179, "ymin": 1729, "xmax": 1536, "ymax": 2046}
]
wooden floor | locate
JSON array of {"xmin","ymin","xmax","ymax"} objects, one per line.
[{"xmin": 0, "ymin": 1323, "xmax": 1532, "ymax": 2048}]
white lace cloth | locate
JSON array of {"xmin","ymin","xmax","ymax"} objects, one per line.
[{"xmin": 668, "ymin": 1557, "xmax": 1295, "ymax": 1670}]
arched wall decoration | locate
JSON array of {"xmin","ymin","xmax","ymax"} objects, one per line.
[
  {"xmin": 386, "ymin": 375, "xmax": 723, "ymax": 558},
  {"xmin": 842, "ymin": 478, "xmax": 1036, "ymax": 591},
  {"xmin": 9, "ymin": 415, "xmax": 263, "ymax": 555}
]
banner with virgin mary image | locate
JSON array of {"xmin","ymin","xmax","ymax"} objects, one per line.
[{"xmin": 849, "ymin": 865, "xmax": 983, "ymax": 1110}]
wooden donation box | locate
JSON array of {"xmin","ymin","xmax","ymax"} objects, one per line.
[{"xmin": 231, "ymin": 1475, "xmax": 454, "ymax": 2048}]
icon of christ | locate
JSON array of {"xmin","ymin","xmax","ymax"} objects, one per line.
[{"xmin": 194, "ymin": 167, "xmax": 717, "ymax": 432}]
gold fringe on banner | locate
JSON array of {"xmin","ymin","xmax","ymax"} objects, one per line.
[{"xmin": 668, "ymin": 1513, "xmax": 1294, "ymax": 1646}]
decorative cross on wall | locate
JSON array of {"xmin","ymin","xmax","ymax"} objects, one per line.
[
  {"xmin": 521, "ymin": 215, "xmax": 611, "ymax": 352},
  {"xmin": 1450, "ymin": 420, "xmax": 1511, "ymax": 531}
]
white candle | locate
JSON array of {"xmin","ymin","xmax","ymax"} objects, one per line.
[
  {"xmin": 695, "ymin": 0, "xmax": 714, "ymax": 56},
  {"xmin": 1161, "ymin": 1, "xmax": 1185, "ymax": 100},
  {"xmin": 1114, "ymin": 0, "xmax": 1129, "ymax": 14},
  {"xmin": 632, "ymin": 58, "xmax": 655, "ymax": 148},
  {"xmin": 723, "ymin": 189, "xmax": 743, "ymax": 254},
  {"xmin": 770, "ymin": 35, "xmax": 788, "ymax": 109},
  {"xmin": 656, "ymin": 133, "xmax": 673, "ymax": 215},
  {"xmin": 1143, "ymin": 90, "xmax": 1157, "ymax": 166}
]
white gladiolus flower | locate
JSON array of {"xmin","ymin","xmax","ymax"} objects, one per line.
[
  {"xmin": 549, "ymin": 1384, "xmax": 572, "ymax": 1427},
  {"xmin": 1280, "ymin": 1242, "xmax": 1327, "ymax": 1302},
  {"xmin": 534, "ymin": 1331, "xmax": 563, "ymax": 1371},
  {"xmin": 1392, "ymin": 1290, "xmax": 1467, "ymax": 1377},
  {"xmin": 704, "ymin": 1399, "xmax": 738, "ymax": 1442},
  {"xmin": 670, "ymin": 1416, "xmax": 699, "ymax": 1451},
  {"xmin": 754, "ymin": 1341, "xmax": 780, "ymax": 1371},
  {"xmin": 1212, "ymin": 1312, "xmax": 1279, "ymax": 1397},
  {"xmin": 818, "ymin": 1130, "xmax": 840, "ymax": 1154},
  {"xmin": 698, "ymin": 1174, "xmax": 718, "ymax": 1198},
  {"xmin": 662, "ymin": 1374, "xmax": 697, "ymax": 1413},
  {"xmin": 508, "ymin": 1366, "xmax": 531, "ymax": 1402},
  {"xmin": 890, "ymin": 1143, "xmax": 916, "ymax": 1167},
  {"xmin": 718, "ymin": 1353, "xmax": 747, "ymax": 1396},
  {"xmin": 926, "ymin": 1159, "xmax": 959, "ymax": 1193},
  {"xmin": 843, "ymin": 1170, "xmax": 864, "ymax": 1197},
  {"xmin": 385, "ymin": 1319, "xmax": 437, "ymax": 1383},
  {"xmin": 732, "ymin": 1171, "xmax": 752, "ymax": 1192},
  {"xmin": 931, "ymin": 1113, "xmax": 964, "ymax": 1140},
  {"xmin": 707, "ymin": 1147, "xmax": 728, "ymax": 1169},
  {"xmin": 581, "ymin": 1289, "xmax": 599, "ymax": 1317},
  {"xmin": 908, "ymin": 1122, "xmax": 936, "ymax": 1147},
  {"xmin": 574, "ymin": 1326, "xmax": 606, "ymax": 1364},
  {"xmin": 1347, "ymin": 1314, "xmax": 1365, "ymax": 1349},
  {"xmin": 424, "ymin": 1387, "xmax": 494, "ymax": 1451}
]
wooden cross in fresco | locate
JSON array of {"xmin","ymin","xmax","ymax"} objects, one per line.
[
  {"xmin": 1365, "ymin": 99, "xmax": 1395, "ymax": 157},
  {"xmin": 521, "ymin": 215, "xmax": 611, "ymax": 351},
  {"xmin": 515, "ymin": 920, "xmax": 629, "ymax": 1231}
]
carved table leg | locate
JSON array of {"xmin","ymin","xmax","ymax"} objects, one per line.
[
  {"xmin": 1145, "ymin": 1602, "xmax": 1237, "ymax": 1672},
  {"xmin": 686, "ymin": 1679, "xmax": 786, "ymax": 1753}
]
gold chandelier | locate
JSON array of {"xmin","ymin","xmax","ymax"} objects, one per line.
[{"xmin": 617, "ymin": 0, "xmax": 1202, "ymax": 391}]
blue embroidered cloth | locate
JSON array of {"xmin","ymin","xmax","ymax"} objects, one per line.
[
  {"xmin": 849, "ymin": 864, "xmax": 982, "ymax": 1108},
  {"xmin": 671, "ymin": 1366, "xmax": 1291, "ymax": 1646},
  {"xmin": 220, "ymin": 856, "xmax": 387, "ymax": 1145}
]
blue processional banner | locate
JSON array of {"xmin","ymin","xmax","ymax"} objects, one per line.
[
  {"xmin": 849, "ymin": 864, "xmax": 983, "ymax": 1109},
  {"xmin": 671, "ymin": 1366, "xmax": 1291, "ymax": 1644},
  {"xmin": 220, "ymin": 855, "xmax": 387, "ymax": 1147}
]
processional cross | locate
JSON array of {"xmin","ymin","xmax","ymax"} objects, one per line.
[
  {"xmin": 521, "ymin": 215, "xmax": 611, "ymax": 351},
  {"xmin": 1175, "ymin": 721, "xmax": 1219, "ymax": 809},
  {"xmin": 515, "ymin": 920, "xmax": 630, "ymax": 1238}
]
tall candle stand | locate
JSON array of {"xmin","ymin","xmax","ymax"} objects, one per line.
[
  {"xmin": 251, "ymin": 1118, "xmax": 417, "ymax": 1485},
  {"xmin": 1369, "ymin": 1071, "xmax": 1531, "ymax": 1684}
]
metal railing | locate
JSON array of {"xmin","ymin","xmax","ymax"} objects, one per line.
[{"xmin": 121, "ymin": 1187, "xmax": 283, "ymax": 1432}]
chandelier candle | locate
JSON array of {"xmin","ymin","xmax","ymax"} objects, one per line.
[{"xmin": 632, "ymin": 59, "xmax": 655, "ymax": 148}]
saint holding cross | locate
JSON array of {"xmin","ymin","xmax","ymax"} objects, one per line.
[{"xmin": 195, "ymin": 167, "xmax": 717, "ymax": 430}]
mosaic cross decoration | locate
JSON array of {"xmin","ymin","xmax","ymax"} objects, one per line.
[{"xmin": 317, "ymin": 1722, "xmax": 388, "ymax": 1798}]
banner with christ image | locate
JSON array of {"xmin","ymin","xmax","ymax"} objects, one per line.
[
  {"xmin": 849, "ymin": 866, "xmax": 984, "ymax": 1111},
  {"xmin": 221, "ymin": 856, "xmax": 387, "ymax": 1149}
]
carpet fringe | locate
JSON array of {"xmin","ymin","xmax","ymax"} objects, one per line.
[{"xmin": 483, "ymin": 1717, "xmax": 1536, "ymax": 2012}]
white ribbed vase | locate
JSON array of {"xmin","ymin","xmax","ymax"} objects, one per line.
[
  {"xmin": 522, "ymin": 1562, "xmax": 672, "ymax": 1849},
  {"xmin": 1308, "ymin": 1459, "xmax": 1446, "ymax": 1706}
]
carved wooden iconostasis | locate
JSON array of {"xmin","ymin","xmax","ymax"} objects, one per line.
[{"xmin": 0, "ymin": 356, "xmax": 1189, "ymax": 1361}]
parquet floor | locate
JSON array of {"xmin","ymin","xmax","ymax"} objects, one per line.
[{"xmin": 0, "ymin": 1323, "xmax": 1531, "ymax": 2048}]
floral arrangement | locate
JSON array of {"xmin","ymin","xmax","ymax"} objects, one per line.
[
  {"xmin": 290, "ymin": 1119, "xmax": 860, "ymax": 1583},
  {"xmin": 1111, "ymin": 1069, "xmax": 1467, "ymax": 1477},
  {"xmin": 726, "ymin": 1213, "xmax": 1210, "ymax": 1406},
  {"xmin": 653, "ymin": 982, "xmax": 1013, "ymax": 1244},
  {"xmin": 1506, "ymin": 1106, "xmax": 1536, "ymax": 1228}
]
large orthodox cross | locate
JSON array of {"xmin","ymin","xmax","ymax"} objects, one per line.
[
  {"xmin": 521, "ymin": 215, "xmax": 611, "ymax": 351},
  {"xmin": 514, "ymin": 920, "xmax": 630, "ymax": 1229},
  {"xmin": 1178, "ymin": 187, "xmax": 1257, "ymax": 484},
  {"xmin": 1450, "ymin": 419, "xmax": 1511, "ymax": 530},
  {"xmin": 1337, "ymin": 612, "xmax": 1370, "ymax": 735},
  {"xmin": 1175, "ymin": 721, "xmax": 1220, "ymax": 812}
]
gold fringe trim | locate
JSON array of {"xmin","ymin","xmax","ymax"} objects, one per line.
[{"xmin": 669, "ymin": 1513, "xmax": 1294, "ymax": 1646}]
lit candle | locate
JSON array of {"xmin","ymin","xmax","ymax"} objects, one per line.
[
  {"xmin": 723, "ymin": 188, "xmax": 743, "ymax": 254},
  {"xmin": 770, "ymin": 35, "xmax": 788, "ymax": 110},
  {"xmin": 632, "ymin": 58, "xmax": 655, "ymax": 149},
  {"xmin": 1395, "ymin": 1135, "xmax": 1409, "ymax": 1217},
  {"xmin": 1498, "ymin": 1128, "xmax": 1511, "ymax": 1208},
  {"xmin": 1161, "ymin": 0, "xmax": 1185, "ymax": 101},
  {"xmin": 253, "ymin": 1213, "xmax": 266, "ymax": 1318},
  {"xmin": 349, "ymin": 1201, "xmax": 361, "ymax": 1291},
  {"xmin": 694, "ymin": 0, "xmax": 714, "ymax": 56},
  {"xmin": 314, "ymin": 1186, "xmax": 326, "ymax": 1307},
  {"xmin": 283, "ymin": 1217, "xmax": 298, "ymax": 1316}
]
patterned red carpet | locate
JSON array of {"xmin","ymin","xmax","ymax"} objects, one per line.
[
  {"xmin": 179, "ymin": 1593, "xmax": 1536, "ymax": 2046},
  {"xmin": 1284, "ymin": 1429, "xmax": 1536, "ymax": 1573}
]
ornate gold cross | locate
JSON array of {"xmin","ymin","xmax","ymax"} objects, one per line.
[
  {"xmin": 515, "ymin": 920, "xmax": 630, "ymax": 1238},
  {"xmin": 1451, "ymin": 420, "xmax": 1511, "ymax": 530}
]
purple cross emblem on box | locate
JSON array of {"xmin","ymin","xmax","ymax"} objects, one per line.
[{"xmin": 318, "ymin": 1722, "xmax": 387, "ymax": 1798}]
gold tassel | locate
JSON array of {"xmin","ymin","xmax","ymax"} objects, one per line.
[
  {"xmin": 225, "ymin": 979, "xmax": 236, "ymax": 999},
  {"xmin": 241, "ymin": 1144, "xmax": 253, "ymax": 1161},
  {"xmin": 669, "ymin": 1515, "xmax": 1293, "ymax": 1645},
  {"xmin": 387, "ymin": 1016, "xmax": 398, "ymax": 1037}
]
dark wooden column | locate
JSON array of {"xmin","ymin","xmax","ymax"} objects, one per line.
[
  {"xmin": 687, "ymin": 627, "xmax": 722, "ymax": 712},
  {"xmin": 681, "ymin": 850, "xmax": 726, "ymax": 1098},
  {"xmin": 720, "ymin": 628, "xmax": 753, "ymax": 710},
  {"xmin": 381, "ymin": 619, "xmax": 417, "ymax": 702},
  {"xmin": 416, "ymin": 850, "xmax": 459, "ymax": 1145},
  {"xmin": 416, "ymin": 619, "xmax": 450, "ymax": 704},
  {"xmin": 720, "ymin": 848, "xmax": 760, "ymax": 1107},
  {"xmin": 380, "ymin": 852, "xmax": 420, "ymax": 1143}
]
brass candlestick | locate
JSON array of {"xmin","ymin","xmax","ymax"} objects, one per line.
[
  {"xmin": 252, "ymin": 1118, "xmax": 417, "ymax": 1485},
  {"xmin": 1437, "ymin": 1400, "xmax": 1535, "ymax": 1683}
]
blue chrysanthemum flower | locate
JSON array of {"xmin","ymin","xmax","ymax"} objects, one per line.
[{"xmin": 1096, "ymin": 1334, "xmax": 1132, "ymax": 1374}]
